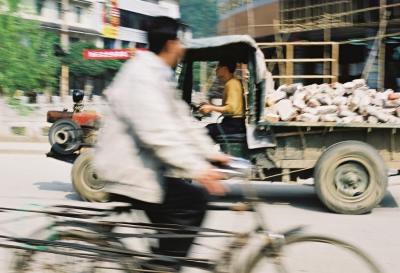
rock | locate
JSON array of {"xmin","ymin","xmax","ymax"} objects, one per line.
[
  {"xmin": 366, "ymin": 89, "xmax": 377, "ymax": 97},
  {"xmin": 296, "ymin": 113, "xmax": 319, "ymax": 122},
  {"xmin": 387, "ymin": 115, "xmax": 400, "ymax": 124},
  {"xmin": 383, "ymin": 108, "xmax": 396, "ymax": 115},
  {"xmin": 353, "ymin": 79, "xmax": 367, "ymax": 88},
  {"xmin": 303, "ymin": 107, "xmax": 318, "ymax": 115},
  {"xmin": 320, "ymin": 114, "xmax": 339, "ymax": 122},
  {"xmin": 265, "ymin": 105, "xmax": 278, "ymax": 115},
  {"xmin": 353, "ymin": 115, "xmax": 365, "ymax": 123},
  {"xmin": 266, "ymin": 91, "xmax": 286, "ymax": 106},
  {"xmin": 333, "ymin": 84, "xmax": 346, "ymax": 97},
  {"xmin": 348, "ymin": 95, "xmax": 361, "ymax": 111},
  {"xmin": 357, "ymin": 96, "xmax": 372, "ymax": 114},
  {"xmin": 314, "ymin": 105, "xmax": 338, "ymax": 115},
  {"xmin": 371, "ymin": 98, "xmax": 384, "ymax": 107},
  {"xmin": 359, "ymin": 95, "xmax": 371, "ymax": 108},
  {"xmin": 271, "ymin": 81, "xmax": 400, "ymax": 125},
  {"xmin": 264, "ymin": 113, "xmax": 280, "ymax": 123},
  {"xmin": 292, "ymin": 93, "xmax": 307, "ymax": 109},
  {"xmin": 367, "ymin": 116, "xmax": 379, "ymax": 124},
  {"xmin": 332, "ymin": 96, "xmax": 348, "ymax": 106},
  {"xmin": 384, "ymin": 99, "xmax": 400, "ymax": 108},
  {"xmin": 303, "ymin": 84, "xmax": 319, "ymax": 100},
  {"xmin": 342, "ymin": 116, "xmax": 355, "ymax": 123},
  {"xmin": 388, "ymin": 93, "xmax": 400, "ymax": 100},
  {"xmin": 371, "ymin": 112, "xmax": 391, "ymax": 123},
  {"xmin": 279, "ymin": 83, "xmax": 301, "ymax": 95},
  {"xmin": 343, "ymin": 81, "xmax": 355, "ymax": 89},
  {"xmin": 341, "ymin": 115, "xmax": 364, "ymax": 123},
  {"xmin": 338, "ymin": 107, "xmax": 357, "ymax": 117},
  {"xmin": 307, "ymin": 98, "xmax": 321, "ymax": 108},
  {"xmin": 316, "ymin": 94, "xmax": 333, "ymax": 105},
  {"xmin": 276, "ymin": 99, "xmax": 297, "ymax": 121}
]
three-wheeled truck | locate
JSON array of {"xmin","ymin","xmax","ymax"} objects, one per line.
[
  {"xmin": 179, "ymin": 35, "xmax": 391, "ymax": 215},
  {"xmin": 48, "ymin": 35, "xmax": 393, "ymax": 214}
]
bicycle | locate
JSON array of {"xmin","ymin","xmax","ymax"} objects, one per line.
[{"xmin": 1, "ymin": 157, "xmax": 383, "ymax": 273}]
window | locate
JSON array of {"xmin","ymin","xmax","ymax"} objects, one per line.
[
  {"xmin": 120, "ymin": 9, "xmax": 151, "ymax": 30},
  {"xmin": 70, "ymin": 37, "xmax": 80, "ymax": 44},
  {"xmin": 35, "ymin": 0, "xmax": 44, "ymax": 15},
  {"xmin": 75, "ymin": 6, "xmax": 82, "ymax": 23},
  {"xmin": 121, "ymin": 40, "xmax": 131, "ymax": 48},
  {"xmin": 104, "ymin": 38, "xmax": 115, "ymax": 49},
  {"xmin": 57, "ymin": 2, "xmax": 62, "ymax": 19},
  {"xmin": 136, "ymin": 42, "xmax": 147, "ymax": 49}
]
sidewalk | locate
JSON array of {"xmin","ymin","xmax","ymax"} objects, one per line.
[{"xmin": 0, "ymin": 141, "xmax": 50, "ymax": 154}]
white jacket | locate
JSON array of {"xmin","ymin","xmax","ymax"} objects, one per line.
[{"xmin": 93, "ymin": 51, "xmax": 216, "ymax": 203}]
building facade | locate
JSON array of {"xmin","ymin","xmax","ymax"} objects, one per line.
[
  {"xmin": 15, "ymin": 0, "xmax": 179, "ymax": 95},
  {"xmin": 19, "ymin": 0, "xmax": 100, "ymax": 45},
  {"xmin": 93, "ymin": 0, "xmax": 179, "ymax": 49},
  {"xmin": 18, "ymin": 0, "xmax": 179, "ymax": 49},
  {"xmin": 218, "ymin": 0, "xmax": 400, "ymax": 90}
]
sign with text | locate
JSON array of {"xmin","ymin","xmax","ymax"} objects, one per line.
[
  {"xmin": 83, "ymin": 49, "xmax": 134, "ymax": 60},
  {"xmin": 102, "ymin": 0, "xmax": 120, "ymax": 39}
]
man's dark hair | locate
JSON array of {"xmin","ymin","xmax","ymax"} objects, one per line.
[
  {"xmin": 218, "ymin": 60, "xmax": 237, "ymax": 74},
  {"xmin": 145, "ymin": 16, "xmax": 181, "ymax": 54}
]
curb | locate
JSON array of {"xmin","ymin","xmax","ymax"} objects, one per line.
[
  {"xmin": 0, "ymin": 149, "xmax": 48, "ymax": 155},
  {"xmin": 0, "ymin": 124, "xmax": 49, "ymax": 140},
  {"xmin": 0, "ymin": 136, "xmax": 48, "ymax": 143},
  {"xmin": 0, "ymin": 142, "xmax": 50, "ymax": 155}
]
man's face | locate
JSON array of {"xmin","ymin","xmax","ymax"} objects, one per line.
[
  {"xmin": 165, "ymin": 39, "xmax": 186, "ymax": 68},
  {"xmin": 216, "ymin": 65, "xmax": 227, "ymax": 80}
]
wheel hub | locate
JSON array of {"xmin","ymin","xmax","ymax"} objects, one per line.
[
  {"xmin": 334, "ymin": 162, "xmax": 369, "ymax": 198},
  {"xmin": 55, "ymin": 130, "xmax": 69, "ymax": 144},
  {"xmin": 83, "ymin": 164, "xmax": 105, "ymax": 190}
]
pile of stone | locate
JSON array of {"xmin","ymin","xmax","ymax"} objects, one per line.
[{"xmin": 264, "ymin": 79, "xmax": 400, "ymax": 124}]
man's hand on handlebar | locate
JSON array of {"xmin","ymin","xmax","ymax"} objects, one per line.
[
  {"xmin": 208, "ymin": 153, "xmax": 231, "ymax": 166},
  {"xmin": 199, "ymin": 104, "xmax": 214, "ymax": 114},
  {"xmin": 195, "ymin": 168, "xmax": 227, "ymax": 196}
]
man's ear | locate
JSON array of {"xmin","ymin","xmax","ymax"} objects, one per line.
[{"xmin": 164, "ymin": 40, "xmax": 177, "ymax": 53}]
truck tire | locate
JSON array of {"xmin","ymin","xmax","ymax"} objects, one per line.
[
  {"xmin": 48, "ymin": 119, "xmax": 82, "ymax": 155},
  {"xmin": 71, "ymin": 151, "xmax": 108, "ymax": 202},
  {"xmin": 314, "ymin": 141, "xmax": 387, "ymax": 214}
]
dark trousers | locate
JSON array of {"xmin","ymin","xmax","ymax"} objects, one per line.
[
  {"xmin": 110, "ymin": 178, "xmax": 208, "ymax": 260},
  {"xmin": 206, "ymin": 117, "xmax": 246, "ymax": 142}
]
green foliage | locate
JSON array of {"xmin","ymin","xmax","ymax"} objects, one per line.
[
  {"xmin": 0, "ymin": 0, "xmax": 60, "ymax": 96},
  {"xmin": 6, "ymin": 97, "xmax": 38, "ymax": 116},
  {"xmin": 180, "ymin": 0, "xmax": 219, "ymax": 38},
  {"xmin": 66, "ymin": 41, "xmax": 123, "ymax": 78}
]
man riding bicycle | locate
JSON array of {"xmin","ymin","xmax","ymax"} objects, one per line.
[{"xmin": 93, "ymin": 16, "xmax": 229, "ymax": 270}]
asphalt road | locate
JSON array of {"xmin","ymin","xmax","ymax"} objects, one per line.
[{"xmin": 0, "ymin": 151, "xmax": 399, "ymax": 273}]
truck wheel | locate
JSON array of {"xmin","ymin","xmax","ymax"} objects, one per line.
[
  {"xmin": 49, "ymin": 119, "xmax": 82, "ymax": 155},
  {"xmin": 71, "ymin": 151, "xmax": 108, "ymax": 202},
  {"xmin": 314, "ymin": 141, "xmax": 387, "ymax": 214}
]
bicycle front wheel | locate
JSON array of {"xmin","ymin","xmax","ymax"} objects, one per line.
[
  {"xmin": 9, "ymin": 227, "xmax": 137, "ymax": 273},
  {"xmin": 246, "ymin": 234, "xmax": 383, "ymax": 273}
]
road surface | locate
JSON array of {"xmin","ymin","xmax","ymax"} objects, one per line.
[{"xmin": 0, "ymin": 151, "xmax": 399, "ymax": 273}]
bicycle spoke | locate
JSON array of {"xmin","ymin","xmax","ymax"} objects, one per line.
[{"xmin": 245, "ymin": 235, "xmax": 382, "ymax": 273}]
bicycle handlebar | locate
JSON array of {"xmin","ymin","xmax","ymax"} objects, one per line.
[{"xmin": 212, "ymin": 156, "xmax": 252, "ymax": 179}]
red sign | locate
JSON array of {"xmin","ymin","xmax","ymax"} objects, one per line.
[{"xmin": 83, "ymin": 49, "xmax": 134, "ymax": 60}]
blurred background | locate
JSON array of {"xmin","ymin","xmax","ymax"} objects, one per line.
[{"xmin": 0, "ymin": 0, "xmax": 400, "ymax": 139}]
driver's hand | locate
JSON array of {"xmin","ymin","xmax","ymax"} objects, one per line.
[
  {"xmin": 195, "ymin": 168, "xmax": 227, "ymax": 196},
  {"xmin": 208, "ymin": 153, "xmax": 231, "ymax": 165},
  {"xmin": 200, "ymin": 104, "xmax": 214, "ymax": 114}
]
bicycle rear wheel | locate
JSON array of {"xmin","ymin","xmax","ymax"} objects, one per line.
[
  {"xmin": 246, "ymin": 234, "xmax": 382, "ymax": 273},
  {"xmin": 9, "ymin": 227, "xmax": 138, "ymax": 273}
]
